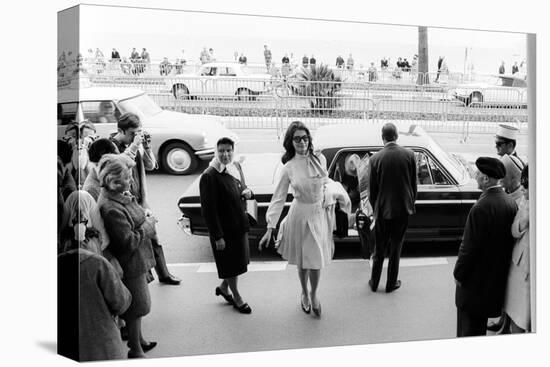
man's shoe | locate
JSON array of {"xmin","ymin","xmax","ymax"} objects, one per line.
[
  {"xmin": 487, "ymin": 320, "xmax": 503, "ymax": 332},
  {"xmin": 141, "ymin": 341, "xmax": 157, "ymax": 352},
  {"xmin": 385, "ymin": 280, "xmax": 402, "ymax": 293},
  {"xmin": 159, "ymin": 275, "xmax": 181, "ymax": 285},
  {"xmin": 368, "ymin": 279, "xmax": 377, "ymax": 292}
]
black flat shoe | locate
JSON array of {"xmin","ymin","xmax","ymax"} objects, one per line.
[
  {"xmin": 141, "ymin": 341, "xmax": 157, "ymax": 352},
  {"xmin": 233, "ymin": 302, "xmax": 252, "ymax": 314},
  {"xmin": 159, "ymin": 275, "xmax": 181, "ymax": 285},
  {"xmin": 301, "ymin": 295, "xmax": 311, "ymax": 314},
  {"xmin": 215, "ymin": 286, "xmax": 235, "ymax": 305},
  {"xmin": 385, "ymin": 280, "xmax": 402, "ymax": 293}
]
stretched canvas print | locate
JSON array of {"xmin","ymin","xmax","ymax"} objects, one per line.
[{"xmin": 57, "ymin": 4, "xmax": 536, "ymax": 362}]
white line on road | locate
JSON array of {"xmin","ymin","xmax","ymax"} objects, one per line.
[{"xmin": 168, "ymin": 257, "xmax": 449, "ymax": 272}]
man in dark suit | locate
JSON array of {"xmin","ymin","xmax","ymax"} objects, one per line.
[
  {"xmin": 454, "ymin": 157, "xmax": 518, "ymax": 337},
  {"xmin": 368, "ymin": 123, "xmax": 417, "ymax": 293}
]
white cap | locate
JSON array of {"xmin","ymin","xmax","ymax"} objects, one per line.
[{"xmin": 496, "ymin": 124, "xmax": 519, "ymax": 140}]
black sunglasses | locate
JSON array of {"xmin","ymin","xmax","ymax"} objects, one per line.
[
  {"xmin": 495, "ymin": 141, "xmax": 507, "ymax": 147},
  {"xmin": 292, "ymin": 135, "xmax": 310, "ymax": 143}
]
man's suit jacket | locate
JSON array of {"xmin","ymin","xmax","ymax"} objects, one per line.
[
  {"xmin": 369, "ymin": 142, "xmax": 417, "ymax": 220},
  {"xmin": 454, "ymin": 187, "xmax": 518, "ymax": 317}
]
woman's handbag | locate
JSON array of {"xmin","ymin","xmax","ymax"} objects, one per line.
[{"xmin": 234, "ymin": 162, "xmax": 258, "ymax": 226}]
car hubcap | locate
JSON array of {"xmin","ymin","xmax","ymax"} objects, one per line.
[{"xmin": 167, "ymin": 148, "xmax": 191, "ymax": 172}]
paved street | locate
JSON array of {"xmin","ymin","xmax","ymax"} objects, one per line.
[{"xmin": 142, "ymin": 258, "xmax": 458, "ymax": 357}]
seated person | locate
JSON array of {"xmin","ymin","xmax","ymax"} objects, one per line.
[
  {"xmin": 334, "ymin": 153, "xmax": 361, "ymax": 211},
  {"xmin": 97, "ymin": 101, "xmax": 118, "ymax": 124}
]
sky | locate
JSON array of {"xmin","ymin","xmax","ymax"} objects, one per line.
[{"xmin": 72, "ymin": 4, "xmax": 528, "ymax": 75}]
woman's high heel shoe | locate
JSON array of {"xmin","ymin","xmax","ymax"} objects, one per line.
[
  {"xmin": 312, "ymin": 302, "xmax": 322, "ymax": 317},
  {"xmin": 301, "ymin": 293, "xmax": 311, "ymax": 314}
]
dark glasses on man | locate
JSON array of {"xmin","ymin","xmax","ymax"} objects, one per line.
[
  {"xmin": 292, "ymin": 136, "xmax": 309, "ymax": 143},
  {"xmin": 495, "ymin": 141, "xmax": 507, "ymax": 147}
]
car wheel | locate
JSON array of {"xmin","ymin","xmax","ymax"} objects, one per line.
[
  {"xmin": 467, "ymin": 91, "xmax": 483, "ymax": 106},
  {"xmin": 160, "ymin": 142, "xmax": 198, "ymax": 175},
  {"xmin": 172, "ymin": 84, "xmax": 190, "ymax": 100},
  {"xmin": 236, "ymin": 88, "xmax": 253, "ymax": 101}
]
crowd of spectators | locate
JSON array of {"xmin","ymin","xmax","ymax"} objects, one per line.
[{"xmin": 58, "ymin": 112, "xmax": 181, "ymax": 361}]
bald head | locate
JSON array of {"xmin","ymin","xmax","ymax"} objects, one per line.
[{"xmin": 381, "ymin": 123, "xmax": 398, "ymax": 143}]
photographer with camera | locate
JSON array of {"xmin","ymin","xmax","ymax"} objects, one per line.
[{"xmin": 110, "ymin": 113, "xmax": 181, "ymax": 287}]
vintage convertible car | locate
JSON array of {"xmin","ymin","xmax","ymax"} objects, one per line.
[
  {"xmin": 177, "ymin": 123, "xmax": 481, "ymax": 244},
  {"xmin": 169, "ymin": 62, "xmax": 272, "ymax": 100},
  {"xmin": 57, "ymin": 87, "xmax": 239, "ymax": 175}
]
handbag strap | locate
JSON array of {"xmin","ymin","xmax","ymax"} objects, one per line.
[{"xmin": 234, "ymin": 161, "xmax": 247, "ymax": 188}]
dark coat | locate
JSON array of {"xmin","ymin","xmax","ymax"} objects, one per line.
[
  {"xmin": 98, "ymin": 189, "xmax": 155, "ymax": 279},
  {"xmin": 369, "ymin": 142, "xmax": 417, "ymax": 219},
  {"xmin": 58, "ymin": 249, "xmax": 131, "ymax": 361},
  {"xmin": 454, "ymin": 187, "xmax": 518, "ymax": 317},
  {"xmin": 199, "ymin": 166, "xmax": 250, "ymax": 241}
]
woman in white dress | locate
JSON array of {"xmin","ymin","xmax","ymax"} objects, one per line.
[{"xmin": 259, "ymin": 121, "xmax": 333, "ymax": 317}]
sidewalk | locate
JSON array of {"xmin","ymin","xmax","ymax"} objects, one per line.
[{"xmin": 142, "ymin": 258, "xmax": 457, "ymax": 358}]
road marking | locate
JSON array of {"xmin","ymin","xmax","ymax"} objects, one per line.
[{"xmin": 169, "ymin": 257, "xmax": 449, "ymax": 272}]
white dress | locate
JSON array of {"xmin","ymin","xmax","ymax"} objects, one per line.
[{"xmin": 266, "ymin": 153, "xmax": 334, "ymax": 269}]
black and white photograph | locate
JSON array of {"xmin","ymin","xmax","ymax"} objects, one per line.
[{"xmin": 5, "ymin": 0, "xmax": 547, "ymax": 366}]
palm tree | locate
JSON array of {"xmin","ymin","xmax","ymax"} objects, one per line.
[{"xmin": 292, "ymin": 64, "xmax": 342, "ymax": 115}]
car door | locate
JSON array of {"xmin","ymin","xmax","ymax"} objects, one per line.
[
  {"xmin": 328, "ymin": 147, "xmax": 464, "ymax": 242},
  {"xmin": 409, "ymin": 149, "xmax": 464, "ymax": 241},
  {"xmin": 199, "ymin": 65, "xmax": 218, "ymax": 97},
  {"xmin": 218, "ymin": 66, "xmax": 237, "ymax": 96}
]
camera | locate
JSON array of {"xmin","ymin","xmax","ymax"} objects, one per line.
[{"xmin": 141, "ymin": 130, "xmax": 152, "ymax": 147}]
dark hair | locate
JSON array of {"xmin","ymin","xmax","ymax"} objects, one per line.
[
  {"xmin": 521, "ymin": 164, "xmax": 528, "ymax": 189},
  {"xmin": 216, "ymin": 137, "xmax": 235, "ymax": 148},
  {"xmin": 57, "ymin": 139, "xmax": 72, "ymax": 164},
  {"xmin": 498, "ymin": 136, "xmax": 517, "ymax": 149},
  {"xmin": 117, "ymin": 112, "xmax": 141, "ymax": 131},
  {"xmin": 381, "ymin": 123, "xmax": 398, "ymax": 142},
  {"xmin": 282, "ymin": 121, "xmax": 314, "ymax": 164},
  {"xmin": 88, "ymin": 138, "xmax": 118, "ymax": 163}
]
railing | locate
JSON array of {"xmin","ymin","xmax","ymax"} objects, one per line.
[{"xmin": 58, "ymin": 61, "xmax": 529, "ymax": 140}]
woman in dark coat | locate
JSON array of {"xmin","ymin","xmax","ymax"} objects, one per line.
[
  {"xmin": 97, "ymin": 154, "xmax": 157, "ymax": 358},
  {"xmin": 199, "ymin": 137, "xmax": 253, "ymax": 314}
]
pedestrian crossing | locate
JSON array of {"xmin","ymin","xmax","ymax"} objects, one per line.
[{"xmin": 168, "ymin": 257, "xmax": 450, "ymax": 273}]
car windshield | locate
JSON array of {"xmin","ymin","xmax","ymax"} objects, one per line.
[
  {"xmin": 491, "ymin": 76, "xmax": 514, "ymax": 87},
  {"xmin": 117, "ymin": 93, "xmax": 163, "ymax": 119}
]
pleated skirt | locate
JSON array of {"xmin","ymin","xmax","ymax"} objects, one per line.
[{"xmin": 276, "ymin": 200, "xmax": 334, "ymax": 269}]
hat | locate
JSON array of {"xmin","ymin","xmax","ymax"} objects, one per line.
[
  {"xmin": 496, "ymin": 124, "xmax": 518, "ymax": 141},
  {"xmin": 500, "ymin": 154, "xmax": 524, "ymax": 178},
  {"xmin": 475, "ymin": 157, "xmax": 506, "ymax": 179}
]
